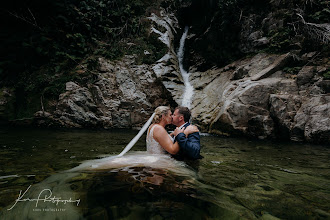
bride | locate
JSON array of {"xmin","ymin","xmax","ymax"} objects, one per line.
[
  {"xmin": 69, "ymin": 106, "xmax": 198, "ymax": 171},
  {"xmin": 147, "ymin": 106, "xmax": 198, "ymax": 155}
]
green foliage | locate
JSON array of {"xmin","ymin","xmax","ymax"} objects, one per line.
[
  {"xmin": 323, "ymin": 71, "xmax": 330, "ymax": 79},
  {"xmin": 283, "ymin": 66, "xmax": 302, "ymax": 75},
  {"xmin": 268, "ymin": 28, "xmax": 294, "ymax": 52},
  {"xmin": 309, "ymin": 8, "xmax": 330, "ymax": 23},
  {"xmin": 306, "ymin": 1, "xmax": 330, "ymax": 23}
]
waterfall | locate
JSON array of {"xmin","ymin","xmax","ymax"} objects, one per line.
[{"xmin": 177, "ymin": 26, "xmax": 194, "ymax": 109}]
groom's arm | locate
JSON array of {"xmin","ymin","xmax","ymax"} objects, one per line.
[{"xmin": 175, "ymin": 132, "xmax": 201, "ymax": 159}]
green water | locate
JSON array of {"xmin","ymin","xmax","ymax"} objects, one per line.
[{"xmin": 0, "ymin": 126, "xmax": 329, "ymax": 219}]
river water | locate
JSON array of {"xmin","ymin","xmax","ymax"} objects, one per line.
[{"xmin": 0, "ymin": 126, "xmax": 329, "ymax": 219}]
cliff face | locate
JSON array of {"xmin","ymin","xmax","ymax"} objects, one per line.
[
  {"xmin": 1, "ymin": 0, "xmax": 329, "ymax": 144},
  {"xmin": 34, "ymin": 56, "xmax": 175, "ymax": 129},
  {"xmin": 190, "ymin": 53, "xmax": 329, "ymax": 143}
]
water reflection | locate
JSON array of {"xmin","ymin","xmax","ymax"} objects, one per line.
[
  {"xmin": 0, "ymin": 126, "xmax": 329, "ymax": 219},
  {"xmin": 80, "ymin": 166, "xmax": 231, "ymax": 219}
]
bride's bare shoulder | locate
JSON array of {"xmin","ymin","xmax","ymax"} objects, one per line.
[{"xmin": 152, "ymin": 124, "xmax": 166, "ymax": 133}]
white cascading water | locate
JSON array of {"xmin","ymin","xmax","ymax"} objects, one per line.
[{"xmin": 177, "ymin": 26, "xmax": 194, "ymax": 109}]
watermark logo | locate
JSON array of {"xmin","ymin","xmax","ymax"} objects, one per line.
[{"xmin": 8, "ymin": 185, "xmax": 81, "ymax": 211}]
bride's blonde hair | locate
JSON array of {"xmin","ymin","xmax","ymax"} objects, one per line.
[{"xmin": 152, "ymin": 106, "xmax": 170, "ymax": 124}]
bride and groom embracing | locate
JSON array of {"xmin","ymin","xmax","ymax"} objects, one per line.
[{"xmin": 146, "ymin": 106, "xmax": 203, "ymax": 160}]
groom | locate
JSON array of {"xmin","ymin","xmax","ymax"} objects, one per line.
[{"xmin": 171, "ymin": 106, "xmax": 203, "ymax": 160}]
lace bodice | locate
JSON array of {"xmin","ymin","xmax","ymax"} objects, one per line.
[{"xmin": 146, "ymin": 125, "xmax": 166, "ymax": 154}]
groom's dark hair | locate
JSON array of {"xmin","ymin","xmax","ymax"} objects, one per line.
[{"xmin": 175, "ymin": 106, "xmax": 191, "ymax": 122}]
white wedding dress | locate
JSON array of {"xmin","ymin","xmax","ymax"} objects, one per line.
[
  {"xmin": 146, "ymin": 125, "xmax": 166, "ymax": 154},
  {"xmin": 71, "ymin": 125, "xmax": 180, "ymax": 172}
]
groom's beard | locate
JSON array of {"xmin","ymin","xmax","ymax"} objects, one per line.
[
  {"xmin": 171, "ymin": 119, "xmax": 176, "ymax": 126},
  {"xmin": 171, "ymin": 119, "xmax": 183, "ymax": 127}
]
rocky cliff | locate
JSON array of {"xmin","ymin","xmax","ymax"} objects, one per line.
[
  {"xmin": 190, "ymin": 52, "xmax": 329, "ymax": 143},
  {"xmin": 34, "ymin": 55, "xmax": 175, "ymax": 129},
  {"xmin": 1, "ymin": 0, "xmax": 329, "ymax": 144}
]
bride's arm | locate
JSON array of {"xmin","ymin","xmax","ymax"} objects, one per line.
[
  {"xmin": 153, "ymin": 126, "xmax": 179, "ymax": 154},
  {"xmin": 173, "ymin": 125, "xmax": 199, "ymax": 137},
  {"xmin": 183, "ymin": 125, "xmax": 199, "ymax": 136}
]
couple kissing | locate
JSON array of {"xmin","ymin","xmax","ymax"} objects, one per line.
[{"xmin": 146, "ymin": 106, "xmax": 203, "ymax": 160}]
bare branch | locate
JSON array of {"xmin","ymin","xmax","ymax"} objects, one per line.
[
  {"xmin": 7, "ymin": 10, "xmax": 42, "ymax": 30},
  {"xmin": 239, "ymin": 9, "xmax": 243, "ymax": 22},
  {"xmin": 27, "ymin": 7, "xmax": 38, "ymax": 27}
]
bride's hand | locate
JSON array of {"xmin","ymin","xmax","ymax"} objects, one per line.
[
  {"xmin": 173, "ymin": 127, "xmax": 185, "ymax": 136},
  {"xmin": 184, "ymin": 125, "xmax": 199, "ymax": 136}
]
